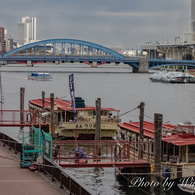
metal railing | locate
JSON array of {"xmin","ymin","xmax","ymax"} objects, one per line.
[
  {"xmin": 0, "ymin": 110, "xmax": 49, "ymax": 126},
  {"xmin": 43, "ymin": 156, "xmax": 94, "ymax": 195},
  {"xmin": 52, "ymin": 140, "xmax": 150, "ymax": 163},
  {"xmin": 0, "ymin": 132, "xmax": 22, "ymax": 153},
  {"xmin": 73, "ymin": 117, "xmax": 121, "ymax": 124},
  {"xmin": 0, "ymin": 132, "xmax": 93, "ymax": 195}
]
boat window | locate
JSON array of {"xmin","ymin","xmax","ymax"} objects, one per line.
[
  {"xmin": 31, "ymin": 73, "xmax": 38, "ymax": 76},
  {"xmin": 101, "ymin": 111, "xmax": 107, "ymax": 116},
  {"xmin": 188, "ymin": 145, "xmax": 195, "ymax": 153},
  {"xmin": 38, "ymin": 73, "xmax": 43, "ymax": 77},
  {"xmin": 88, "ymin": 111, "xmax": 93, "ymax": 116}
]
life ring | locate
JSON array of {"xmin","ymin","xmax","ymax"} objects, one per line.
[
  {"xmin": 191, "ymin": 78, "xmax": 194, "ymax": 82},
  {"xmin": 177, "ymin": 78, "xmax": 181, "ymax": 82}
]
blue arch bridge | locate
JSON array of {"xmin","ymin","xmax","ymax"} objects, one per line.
[{"xmin": 1, "ymin": 39, "xmax": 195, "ymax": 73}]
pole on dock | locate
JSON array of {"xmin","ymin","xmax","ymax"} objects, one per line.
[
  {"xmin": 95, "ymin": 98, "xmax": 101, "ymax": 140},
  {"xmin": 154, "ymin": 113, "xmax": 163, "ymax": 183},
  {"xmin": 20, "ymin": 87, "xmax": 25, "ymax": 130},
  {"xmin": 50, "ymin": 93, "xmax": 55, "ymax": 138},
  {"xmin": 42, "ymin": 91, "xmax": 45, "ymax": 111},
  {"xmin": 95, "ymin": 98, "xmax": 101, "ymax": 158},
  {"xmin": 138, "ymin": 102, "xmax": 145, "ymax": 159}
]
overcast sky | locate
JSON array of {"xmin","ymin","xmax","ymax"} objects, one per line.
[{"xmin": 0, "ymin": 0, "xmax": 192, "ymax": 50}]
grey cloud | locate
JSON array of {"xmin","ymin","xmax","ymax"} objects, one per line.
[{"xmin": 0, "ymin": 0, "xmax": 191, "ymax": 49}]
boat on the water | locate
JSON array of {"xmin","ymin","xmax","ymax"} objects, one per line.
[
  {"xmin": 118, "ymin": 121, "xmax": 195, "ymax": 180},
  {"xmin": 178, "ymin": 184, "xmax": 195, "ymax": 194},
  {"xmin": 28, "ymin": 97, "xmax": 120, "ymax": 140},
  {"xmin": 149, "ymin": 71, "xmax": 195, "ymax": 83},
  {"xmin": 27, "ymin": 73, "xmax": 52, "ymax": 81}
]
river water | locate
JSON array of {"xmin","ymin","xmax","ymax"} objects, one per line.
[{"xmin": 0, "ymin": 63, "xmax": 194, "ymax": 195}]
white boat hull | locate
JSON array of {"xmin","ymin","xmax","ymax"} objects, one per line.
[{"xmin": 178, "ymin": 184, "xmax": 195, "ymax": 193}]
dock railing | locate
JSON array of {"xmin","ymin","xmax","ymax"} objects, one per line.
[
  {"xmin": 0, "ymin": 132, "xmax": 22, "ymax": 153},
  {"xmin": 52, "ymin": 140, "xmax": 150, "ymax": 163},
  {"xmin": 0, "ymin": 132, "xmax": 94, "ymax": 195},
  {"xmin": 43, "ymin": 156, "xmax": 94, "ymax": 195},
  {"xmin": 0, "ymin": 110, "xmax": 49, "ymax": 126}
]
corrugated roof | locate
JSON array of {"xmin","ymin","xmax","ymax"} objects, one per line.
[
  {"xmin": 29, "ymin": 98, "xmax": 120, "ymax": 112},
  {"xmin": 118, "ymin": 121, "xmax": 195, "ymax": 146}
]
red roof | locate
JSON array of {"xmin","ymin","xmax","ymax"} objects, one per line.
[
  {"xmin": 118, "ymin": 121, "xmax": 195, "ymax": 146},
  {"xmin": 29, "ymin": 98, "xmax": 120, "ymax": 112}
]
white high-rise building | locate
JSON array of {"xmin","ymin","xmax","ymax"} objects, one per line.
[
  {"xmin": 191, "ymin": 0, "xmax": 195, "ymax": 41},
  {"xmin": 17, "ymin": 16, "xmax": 36, "ymax": 46}
]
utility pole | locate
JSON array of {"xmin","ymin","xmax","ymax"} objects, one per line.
[
  {"xmin": 42, "ymin": 91, "xmax": 45, "ymax": 111},
  {"xmin": 154, "ymin": 113, "xmax": 163, "ymax": 184},
  {"xmin": 20, "ymin": 87, "xmax": 25, "ymax": 130},
  {"xmin": 50, "ymin": 93, "xmax": 55, "ymax": 138},
  {"xmin": 95, "ymin": 98, "xmax": 101, "ymax": 141},
  {"xmin": 138, "ymin": 102, "xmax": 145, "ymax": 159},
  {"xmin": 95, "ymin": 98, "xmax": 101, "ymax": 158},
  {"xmin": 139, "ymin": 102, "xmax": 145, "ymax": 141}
]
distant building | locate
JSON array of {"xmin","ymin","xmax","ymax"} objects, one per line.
[
  {"xmin": 140, "ymin": 0, "xmax": 195, "ymax": 60},
  {"xmin": 106, "ymin": 46, "xmax": 123, "ymax": 54},
  {"xmin": 5, "ymin": 36, "xmax": 14, "ymax": 52},
  {"xmin": 192, "ymin": 0, "xmax": 195, "ymax": 41},
  {"xmin": 0, "ymin": 27, "xmax": 5, "ymax": 54},
  {"xmin": 17, "ymin": 16, "xmax": 36, "ymax": 47}
]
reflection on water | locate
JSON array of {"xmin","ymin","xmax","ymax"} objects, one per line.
[{"xmin": 66, "ymin": 167, "xmax": 123, "ymax": 195}]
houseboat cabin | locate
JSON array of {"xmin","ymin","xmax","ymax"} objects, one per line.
[
  {"xmin": 118, "ymin": 121, "xmax": 195, "ymax": 180},
  {"xmin": 29, "ymin": 97, "xmax": 120, "ymax": 140}
]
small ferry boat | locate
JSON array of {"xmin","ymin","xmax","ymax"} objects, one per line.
[
  {"xmin": 27, "ymin": 73, "xmax": 52, "ymax": 81},
  {"xmin": 118, "ymin": 121, "xmax": 195, "ymax": 180},
  {"xmin": 149, "ymin": 71, "xmax": 195, "ymax": 83},
  {"xmin": 28, "ymin": 97, "xmax": 120, "ymax": 140}
]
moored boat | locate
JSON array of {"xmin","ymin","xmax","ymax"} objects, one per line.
[
  {"xmin": 177, "ymin": 184, "xmax": 195, "ymax": 194},
  {"xmin": 118, "ymin": 121, "xmax": 195, "ymax": 180},
  {"xmin": 28, "ymin": 97, "xmax": 120, "ymax": 140},
  {"xmin": 149, "ymin": 71, "xmax": 195, "ymax": 83},
  {"xmin": 27, "ymin": 73, "xmax": 52, "ymax": 81}
]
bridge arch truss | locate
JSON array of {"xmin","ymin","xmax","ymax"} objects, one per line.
[
  {"xmin": 149, "ymin": 59, "xmax": 195, "ymax": 69},
  {"xmin": 2, "ymin": 39, "xmax": 125, "ymax": 63}
]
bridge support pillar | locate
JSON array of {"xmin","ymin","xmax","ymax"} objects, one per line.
[
  {"xmin": 91, "ymin": 62, "xmax": 97, "ymax": 68},
  {"xmin": 132, "ymin": 66, "xmax": 138, "ymax": 73},
  {"xmin": 138, "ymin": 57, "xmax": 148, "ymax": 73},
  {"xmin": 55, "ymin": 61, "xmax": 60, "ymax": 65},
  {"xmin": 26, "ymin": 61, "xmax": 32, "ymax": 67}
]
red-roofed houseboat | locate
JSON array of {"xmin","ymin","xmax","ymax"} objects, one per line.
[
  {"xmin": 118, "ymin": 121, "xmax": 195, "ymax": 180},
  {"xmin": 29, "ymin": 97, "xmax": 120, "ymax": 140}
]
